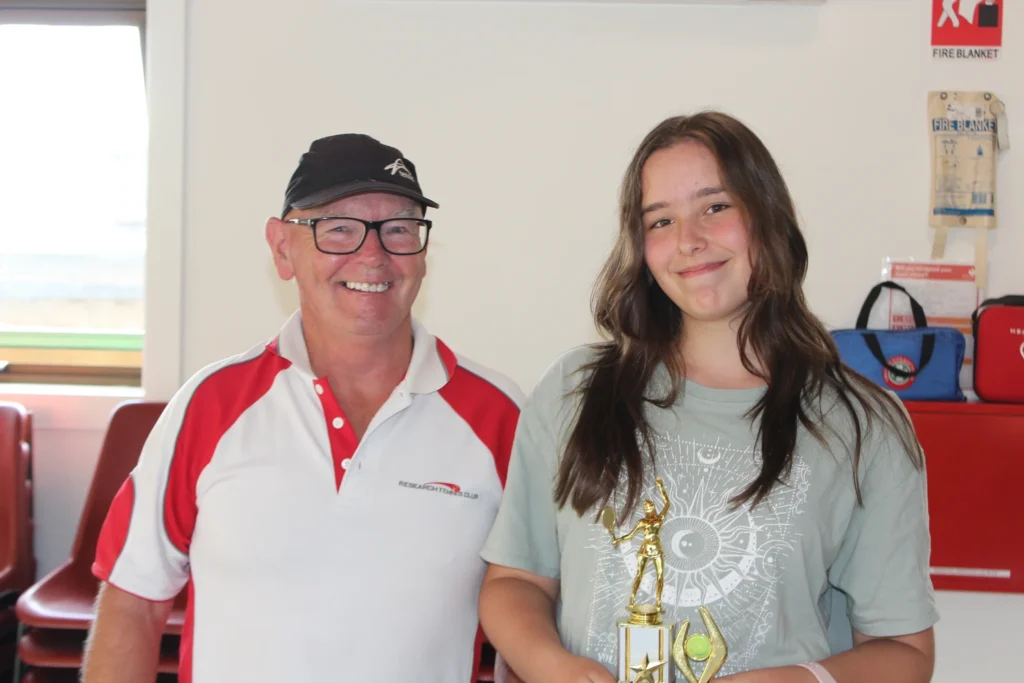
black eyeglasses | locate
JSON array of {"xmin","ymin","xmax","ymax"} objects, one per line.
[{"xmin": 286, "ymin": 216, "xmax": 432, "ymax": 255}]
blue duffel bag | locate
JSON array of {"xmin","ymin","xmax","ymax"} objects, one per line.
[{"xmin": 831, "ymin": 281, "xmax": 965, "ymax": 401}]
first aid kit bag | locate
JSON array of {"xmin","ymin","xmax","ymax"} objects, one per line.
[{"xmin": 971, "ymin": 295, "xmax": 1024, "ymax": 403}]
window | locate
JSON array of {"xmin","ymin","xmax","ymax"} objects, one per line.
[{"xmin": 0, "ymin": 3, "xmax": 147, "ymax": 386}]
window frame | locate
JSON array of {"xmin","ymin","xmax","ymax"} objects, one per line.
[{"xmin": 1, "ymin": 0, "xmax": 149, "ymax": 388}]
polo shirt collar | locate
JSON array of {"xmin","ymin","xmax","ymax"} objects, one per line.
[{"xmin": 270, "ymin": 309, "xmax": 456, "ymax": 395}]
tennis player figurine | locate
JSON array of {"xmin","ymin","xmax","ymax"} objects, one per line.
[{"xmin": 604, "ymin": 476, "xmax": 670, "ymax": 616}]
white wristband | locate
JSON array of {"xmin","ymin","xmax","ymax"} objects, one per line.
[{"xmin": 797, "ymin": 662, "xmax": 838, "ymax": 683}]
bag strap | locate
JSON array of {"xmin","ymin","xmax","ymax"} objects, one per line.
[
  {"xmin": 862, "ymin": 332, "xmax": 936, "ymax": 378},
  {"xmin": 971, "ymin": 295, "xmax": 1024, "ymax": 337},
  {"xmin": 856, "ymin": 281, "xmax": 928, "ymax": 330}
]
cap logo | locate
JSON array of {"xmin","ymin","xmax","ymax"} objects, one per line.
[{"xmin": 384, "ymin": 158, "xmax": 414, "ymax": 181}]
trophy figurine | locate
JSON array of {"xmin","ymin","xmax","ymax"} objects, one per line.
[
  {"xmin": 601, "ymin": 477, "xmax": 673, "ymax": 682},
  {"xmin": 601, "ymin": 476, "xmax": 729, "ymax": 683}
]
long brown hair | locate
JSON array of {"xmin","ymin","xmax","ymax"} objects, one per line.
[{"xmin": 554, "ymin": 111, "xmax": 922, "ymax": 518}]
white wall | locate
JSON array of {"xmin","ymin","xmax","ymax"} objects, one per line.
[
  {"xmin": 175, "ymin": 0, "xmax": 1021, "ymax": 391},
  {"xmin": 7, "ymin": 0, "xmax": 1020, "ymax": 681}
]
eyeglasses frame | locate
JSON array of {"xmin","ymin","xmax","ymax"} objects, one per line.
[{"xmin": 285, "ymin": 216, "xmax": 432, "ymax": 256}]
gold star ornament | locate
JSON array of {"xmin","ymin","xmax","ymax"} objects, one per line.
[{"xmin": 630, "ymin": 653, "xmax": 667, "ymax": 683}]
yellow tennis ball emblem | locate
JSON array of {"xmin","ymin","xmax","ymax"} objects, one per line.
[{"xmin": 684, "ymin": 633, "xmax": 712, "ymax": 661}]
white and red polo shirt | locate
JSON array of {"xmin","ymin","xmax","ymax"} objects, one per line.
[{"xmin": 92, "ymin": 310, "xmax": 523, "ymax": 683}]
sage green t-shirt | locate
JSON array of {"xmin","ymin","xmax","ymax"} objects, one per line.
[{"xmin": 480, "ymin": 346, "xmax": 938, "ymax": 677}]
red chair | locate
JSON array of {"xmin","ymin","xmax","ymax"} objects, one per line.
[
  {"xmin": 14, "ymin": 400, "xmax": 185, "ymax": 680},
  {"xmin": 1, "ymin": 401, "xmax": 34, "ymax": 680}
]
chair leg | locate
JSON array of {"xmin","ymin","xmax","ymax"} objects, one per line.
[{"xmin": 10, "ymin": 622, "xmax": 23, "ymax": 683}]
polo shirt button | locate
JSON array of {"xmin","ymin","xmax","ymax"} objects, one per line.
[
  {"xmin": 341, "ymin": 458, "xmax": 351, "ymax": 470},
  {"xmin": 332, "ymin": 417, "xmax": 344, "ymax": 429},
  {"xmin": 315, "ymin": 383, "xmax": 324, "ymax": 395}
]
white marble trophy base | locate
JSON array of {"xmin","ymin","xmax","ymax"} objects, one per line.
[{"xmin": 616, "ymin": 615, "xmax": 675, "ymax": 683}]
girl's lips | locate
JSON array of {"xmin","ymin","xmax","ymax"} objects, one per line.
[{"xmin": 678, "ymin": 260, "xmax": 727, "ymax": 278}]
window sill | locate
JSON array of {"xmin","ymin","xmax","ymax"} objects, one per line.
[{"xmin": 0, "ymin": 383, "xmax": 145, "ymax": 431}]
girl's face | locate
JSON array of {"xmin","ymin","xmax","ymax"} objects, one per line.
[{"xmin": 641, "ymin": 141, "xmax": 753, "ymax": 326}]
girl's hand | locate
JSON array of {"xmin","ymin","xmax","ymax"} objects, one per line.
[
  {"xmin": 555, "ymin": 654, "xmax": 618, "ymax": 683},
  {"xmin": 496, "ymin": 651, "xmax": 616, "ymax": 683}
]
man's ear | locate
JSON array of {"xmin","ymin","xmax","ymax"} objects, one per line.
[{"xmin": 266, "ymin": 216, "xmax": 295, "ymax": 281}]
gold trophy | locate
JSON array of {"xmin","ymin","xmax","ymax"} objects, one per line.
[{"xmin": 600, "ymin": 477, "xmax": 728, "ymax": 683}]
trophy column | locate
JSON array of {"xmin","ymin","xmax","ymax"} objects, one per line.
[{"xmin": 616, "ymin": 605, "xmax": 674, "ymax": 683}]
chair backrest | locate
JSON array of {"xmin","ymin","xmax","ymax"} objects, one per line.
[
  {"xmin": 0, "ymin": 401, "xmax": 34, "ymax": 592},
  {"xmin": 69, "ymin": 400, "xmax": 167, "ymax": 568}
]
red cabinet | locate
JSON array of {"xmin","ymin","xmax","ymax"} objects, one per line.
[{"xmin": 904, "ymin": 401, "xmax": 1024, "ymax": 594}]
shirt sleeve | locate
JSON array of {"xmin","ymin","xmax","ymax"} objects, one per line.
[
  {"xmin": 92, "ymin": 344, "xmax": 290, "ymax": 600},
  {"xmin": 479, "ymin": 359, "xmax": 573, "ymax": 579},
  {"xmin": 91, "ymin": 390, "xmax": 196, "ymax": 601},
  {"xmin": 88, "ymin": 360, "xmax": 234, "ymax": 602},
  {"xmin": 827, "ymin": 410, "xmax": 940, "ymax": 637}
]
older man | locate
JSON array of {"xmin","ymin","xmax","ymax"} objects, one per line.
[{"xmin": 82, "ymin": 134, "xmax": 523, "ymax": 682}]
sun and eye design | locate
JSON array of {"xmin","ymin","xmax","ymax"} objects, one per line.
[{"xmin": 587, "ymin": 432, "xmax": 811, "ymax": 672}]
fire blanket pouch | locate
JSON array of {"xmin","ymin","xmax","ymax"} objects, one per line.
[{"xmin": 928, "ymin": 90, "xmax": 1010, "ymax": 287}]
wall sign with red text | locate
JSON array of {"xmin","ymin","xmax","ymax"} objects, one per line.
[{"xmin": 932, "ymin": 0, "xmax": 1004, "ymax": 60}]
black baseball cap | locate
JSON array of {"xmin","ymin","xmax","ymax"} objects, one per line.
[{"xmin": 281, "ymin": 133, "xmax": 439, "ymax": 218}]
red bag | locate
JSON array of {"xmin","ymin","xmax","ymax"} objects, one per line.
[{"xmin": 971, "ymin": 296, "xmax": 1024, "ymax": 403}]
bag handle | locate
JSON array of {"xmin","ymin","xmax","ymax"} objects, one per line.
[
  {"xmin": 971, "ymin": 295, "xmax": 1024, "ymax": 337},
  {"xmin": 861, "ymin": 332, "xmax": 935, "ymax": 379},
  {"xmin": 855, "ymin": 281, "xmax": 934, "ymax": 379},
  {"xmin": 856, "ymin": 281, "xmax": 928, "ymax": 330}
]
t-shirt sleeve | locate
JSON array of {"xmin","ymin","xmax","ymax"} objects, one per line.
[
  {"xmin": 827, "ymin": 412, "xmax": 939, "ymax": 637},
  {"xmin": 479, "ymin": 364, "xmax": 569, "ymax": 579},
  {"xmin": 92, "ymin": 389, "xmax": 200, "ymax": 601}
]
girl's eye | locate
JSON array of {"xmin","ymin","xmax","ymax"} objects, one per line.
[
  {"xmin": 706, "ymin": 203, "xmax": 730, "ymax": 215},
  {"xmin": 648, "ymin": 218, "xmax": 672, "ymax": 230}
]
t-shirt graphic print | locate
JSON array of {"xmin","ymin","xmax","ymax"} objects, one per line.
[{"xmin": 582, "ymin": 431, "xmax": 811, "ymax": 679}]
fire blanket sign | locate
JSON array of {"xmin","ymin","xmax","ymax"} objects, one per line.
[{"xmin": 932, "ymin": 0, "xmax": 1004, "ymax": 60}]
